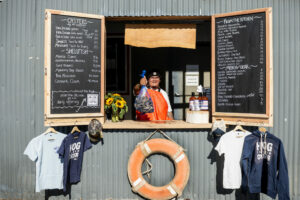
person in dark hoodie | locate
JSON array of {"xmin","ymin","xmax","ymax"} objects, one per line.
[{"xmin": 241, "ymin": 130, "xmax": 290, "ymax": 200}]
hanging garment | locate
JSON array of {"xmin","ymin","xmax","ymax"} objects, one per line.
[
  {"xmin": 241, "ymin": 131, "xmax": 290, "ymax": 200},
  {"xmin": 57, "ymin": 131, "xmax": 92, "ymax": 192},
  {"xmin": 136, "ymin": 89, "xmax": 171, "ymax": 121},
  {"xmin": 24, "ymin": 132, "xmax": 66, "ymax": 192},
  {"xmin": 215, "ymin": 130, "xmax": 251, "ymax": 189}
]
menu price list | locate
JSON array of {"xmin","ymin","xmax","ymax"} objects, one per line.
[
  {"xmin": 215, "ymin": 12, "xmax": 266, "ymax": 114},
  {"xmin": 50, "ymin": 14, "xmax": 101, "ymax": 114}
]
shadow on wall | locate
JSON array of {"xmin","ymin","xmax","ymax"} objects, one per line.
[
  {"xmin": 45, "ymin": 187, "xmax": 70, "ymax": 200},
  {"xmin": 207, "ymin": 132, "xmax": 260, "ymax": 200}
]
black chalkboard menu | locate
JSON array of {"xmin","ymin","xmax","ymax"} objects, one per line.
[
  {"xmin": 212, "ymin": 8, "xmax": 273, "ymax": 126},
  {"xmin": 50, "ymin": 14, "xmax": 101, "ymax": 114},
  {"xmin": 214, "ymin": 12, "xmax": 266, "ymax": 114},
  {"xmin": 44, "ymin": 10, "xmax": 105, "ymax": 126}
]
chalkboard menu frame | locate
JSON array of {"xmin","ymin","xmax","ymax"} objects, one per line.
[
  {"xmin": 44, "ymin": 9, "xmax": 105, "ymax": 126},
  {"xmin": 212, "ymin": 8, "xmax": 273, "ymax": 126}
]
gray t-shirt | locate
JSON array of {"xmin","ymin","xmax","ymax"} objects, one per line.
[{"xmin": 24, "ymin": 132, "xmax": 66, "ymax": 192}]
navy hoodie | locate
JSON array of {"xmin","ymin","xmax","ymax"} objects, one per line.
[{"xmin": 241, "ymin": 131, "xmax": 290, "ymax": 200}]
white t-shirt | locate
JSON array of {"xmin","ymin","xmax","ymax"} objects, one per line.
[
  {"xmin": 24, "ymin": 132, "xmax": 66, "ymax": 192},
  {"xmin": 152, "ymin": 88, "xmax": 172, "ymax": 112},
  {"xmin": 215, "ymin": 130, "xmax": 251, "ymax": 189}
]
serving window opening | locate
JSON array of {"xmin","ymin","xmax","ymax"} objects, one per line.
[{"xmin": 105, "ymin": 18, "xmax": 212, "ymax": 122}]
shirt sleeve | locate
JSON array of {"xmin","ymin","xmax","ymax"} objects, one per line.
[
  {"xmin": 214, "ymin": 136, "xmax": 225, "ymax": 156},
  {"xmin": 277, "ymin": 141, "xmax": 290, "ymax": 200},
  {"xmin": 160, "ymin": 90, "xmax": 172, "ymax": 112},
  {"xmin": 24, "ymin": 138, "xmax": 38, "ymax": 162},
  {"xmin": 57, "ymin": 138, "xmax": 66, "ymax": 157},
  {"xmin": 241, "ymin": 136, "xmax": 252, "ymax": 192},
  {"xmin": 84, "ymin": 134, "xmax": 92, "ymax": 152}
]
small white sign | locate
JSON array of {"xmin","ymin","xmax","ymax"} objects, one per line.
[
  {"xmin": 186, "ymin": 75, "xmax": 199, "ymax": 86},
  {"xmin": 87, "ymin": 94, "xmax": 98, "ymax": 106}
]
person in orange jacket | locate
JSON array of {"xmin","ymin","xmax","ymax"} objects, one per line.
[{"xmin": 134, "ymin": 71, "xmax": 174, "ymax": 121}]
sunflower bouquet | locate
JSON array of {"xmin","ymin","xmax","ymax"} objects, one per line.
[{"xmin": 104, "ymin": 93, "xmax": 128, "ymax": 122}]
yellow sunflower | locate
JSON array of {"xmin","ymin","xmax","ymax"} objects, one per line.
[
  {"xmin": 106, "ymin": 97, "xmax": 114, "ymax": 106},
  {"xmin": 113, "ymin": 93, "xmax": 120, "ymax": 96},
  {"xmin": 115, "ymin": 100, "xmax": 125, "ymax": 108},
  {"xmin": 121, "ymin": 98, "xmax": 127, "ymax": 104}
]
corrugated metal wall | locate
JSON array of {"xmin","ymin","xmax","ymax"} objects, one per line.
[{"xmin": 0, "ymin": 0, "xmax": 299, "ymax": 199}]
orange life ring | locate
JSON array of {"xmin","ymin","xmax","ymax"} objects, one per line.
[{"xmin": 128, "ymin": 138, "xmax": 190, "ymax": 200}]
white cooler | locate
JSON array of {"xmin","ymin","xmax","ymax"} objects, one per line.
[{"xmin": 186, "ymin": 110, "xmax": 209, "ymax": 124}]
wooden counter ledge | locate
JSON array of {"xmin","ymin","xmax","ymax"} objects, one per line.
[{"xmin": 103, "ymin": 120, "xmax": 212, "ymax": 129}]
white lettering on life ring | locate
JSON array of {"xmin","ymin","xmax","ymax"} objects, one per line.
[{"xmin": 175, "ymin": 154, "xmax": 185, "ymax": 163}]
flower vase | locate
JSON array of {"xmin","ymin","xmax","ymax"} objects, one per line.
[{"xmin": 112, "ymin": 112, "xmax": 119, "ymax": 122}]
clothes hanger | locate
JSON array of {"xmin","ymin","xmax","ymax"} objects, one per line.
[
  {"xmin": 43, "ymin": 122, "xmax": 58, "ymax": 135},
  {"xmin": 233, "ymin": 121, "xmax": 246, "ymax": 132},
  {"xmin": 258, "ymin": 122, "xmax": 267, "ymax": 134},
  {"xmin": 71, "ymin": 121, "xmax": 80, "ymax": 134}
]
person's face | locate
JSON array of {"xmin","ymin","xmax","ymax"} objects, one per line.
[{"xmin": 149, "ymin": 76, "xmax": 160, "ymax": 88}]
